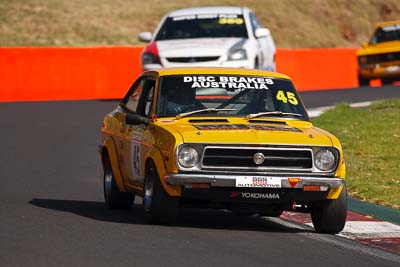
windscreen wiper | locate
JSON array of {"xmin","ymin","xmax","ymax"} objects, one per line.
[
  {"xmin": 245, "ymin": 111, "xmax": 302, "ymax": 120},
  {"xmin": 176, "ymin": 108, "xmax": 236, "ymax": 119}
]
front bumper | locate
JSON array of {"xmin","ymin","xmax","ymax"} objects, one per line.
[
  {"xmin": 359, "ymin": 61, "xmax": 400, "ymax": 79},
  {"xmin": 165, "ymin": 173, "xmax": 344, "ymax": 189}
]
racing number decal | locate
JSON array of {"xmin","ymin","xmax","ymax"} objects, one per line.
[
  {"xmin": 131, "ymin": 142, "xmax": 141, "ymax": 179},
  {"xmin": 276, "ymin": 90, "xmax": 298, "ymax": 105},
  {"xmin": 218, "ymin": 18, "xmax": 244, "ymax": 24}
]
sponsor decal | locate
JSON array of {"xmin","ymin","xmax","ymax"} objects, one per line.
[
  {"xmin": 382, "ymin": 24, "xmax": 400, "ymax": 32},
  {"xmin": 183, "ymin": 76, "xmax": 274, "ymax": 90},
  {"xmin": 173, "ymin": 14, "xmax": 241, "ymax": 21},
  {"xmin": 288, "ymin": 177, "xmax": 301, "ymax": 188},
  {"xmin": 230, "ymin": 192, "xmax": 241, "ymax": 198},
  {"xmin": 230, "ymin": 192, "xmax": 280, "ymax": 199},
  {"xmin": 236, "ymin": 176, "xmax": 281, "ymax": 188}
]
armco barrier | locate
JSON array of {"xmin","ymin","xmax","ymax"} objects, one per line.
[{"xmin": 0, "ymin": 47, "xmax": 358, "ymax": 102}]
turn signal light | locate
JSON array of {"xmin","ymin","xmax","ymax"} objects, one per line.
[
  {"xmin": 184, "ymin": 183, "xmax": 210, "ymax": 189},
  {"xmin": 303, "ymin": 185, "xmax": 329, "ymax": 191},
  {"xmin": 303, "ymin": 185, "xmax": 321, "ymax": 191}
]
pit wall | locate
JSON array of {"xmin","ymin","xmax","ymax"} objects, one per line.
[{"xmin": 0, "ymin": 47, "xmax": 358, "ymax": 102}]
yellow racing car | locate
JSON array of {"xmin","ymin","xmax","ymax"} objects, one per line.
[
  {"xmin": 99, "ymin": 67, "xmax": 347, "ymax": 234},
  {"xmin": 357, "ymin": 20, "xmax": 400, "ymax": 85}
]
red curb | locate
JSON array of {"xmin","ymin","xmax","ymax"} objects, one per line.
[
  {"xmin": 280, "ymin": 211, "xmax": 400, "ymax": 255},
  {"xmin": 356, "ymin": 237, "xmax": 400, "ymax": 255}
]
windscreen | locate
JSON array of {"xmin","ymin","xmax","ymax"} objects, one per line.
[
  {"xmin": 157, "ymin": 75, "xmax": 309, "ymax": 121},
  {"xmin": 155, "ymin": 14, "xmax": 248, "ymax": 40},
  {"xmin": 370, "ymin": 24, "xmax": 400, "ymax": 44}
]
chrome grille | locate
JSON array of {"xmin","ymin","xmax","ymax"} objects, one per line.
[{"xmin": 201, "ymin": 146, "xmax": 313, "ymax": 171}]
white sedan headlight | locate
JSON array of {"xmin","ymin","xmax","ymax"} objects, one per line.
[
  {"xmin": 178, "ymin": 146, "xmax": 199, "ymax": 168},
  {"xmin": 227, "ymin": 49, "xmax": 247, "ymax": 61},
  {"xmin": 314, "ymin": 148, "xmax": 337, "ymax": 171}
]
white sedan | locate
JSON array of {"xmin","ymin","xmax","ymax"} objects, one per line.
[{"xmin": 138, "ymin": 6, "xmax": 276, "ymax": 71}]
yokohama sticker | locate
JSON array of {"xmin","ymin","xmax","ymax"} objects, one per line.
[
  {"xmin": 235, "ymin": 176, "xmax": 281, "ymax": 188},
  {"xmin": 230, "ymin": 192, "xmax": 280, "ymax": 199}
]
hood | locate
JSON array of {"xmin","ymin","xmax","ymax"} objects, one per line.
[
  {"xmin": 156, "ymin": 38, "xmax": 246, "ymax": 58},
  {"xmin": 160, "ymin": 119, "xmax": 334, "ymax": 147},
  {"xmin": 357, "ymin": 40, "xmax": 400, "ymax": 56}
]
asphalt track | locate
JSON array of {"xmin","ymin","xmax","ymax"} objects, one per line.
[{"xmin": 0, "ymin": 85, "xmax": 399, "ymax": 267}]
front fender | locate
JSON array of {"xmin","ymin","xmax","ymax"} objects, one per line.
[
  {"xmin": 147, "ymin": 148, "xmax": 181, "ymax": 197},
  {"xmin": 102, "ymin": 137, "xmax": 127, "ymax": 192}
]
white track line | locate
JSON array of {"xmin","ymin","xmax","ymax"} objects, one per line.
[{"xmin": 307, "ymin": 101, "xmax": 372, "ymax": 118}]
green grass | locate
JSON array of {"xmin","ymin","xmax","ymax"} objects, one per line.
[
  {"xmin": 1, "ymin": 0, "xmax": 400, "ymax": 47},
  {"xmin": 312, "ymin": 99, "xmax": 400, "ymax": 210}
]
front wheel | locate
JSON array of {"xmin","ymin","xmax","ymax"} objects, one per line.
[
  {"xmin": 311, "ymin": 184, "xmax": 347, "ymax": 234},
  {"xmin": 143, "ymin": 161, "xmax": 178, "ymax": 224},
  {"xmin": 358, "ymin": 74, "xmax": 370, "ymax": 86},
  {"xmin": 381, "ymin": 77, "xmax": 394, "ymax": 85},
  {"xmin": 103, "ymin": 155, "xmax": 134, "ymax": 209}
]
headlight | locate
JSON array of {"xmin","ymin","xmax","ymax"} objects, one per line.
[
  {"xmin": 358, "ymin": 56, "xmax": 367, "ymax": 65},
  {"xmin": 178, "ymin": 146, "xmax": 199, "ymax": 168},
  {"xmin": 314, "ymin": 148, "xmax": 337, "ymax": 171},
  {"xmin": 227, "ymin": 49, "xmax": 247, "ymax": 61}
]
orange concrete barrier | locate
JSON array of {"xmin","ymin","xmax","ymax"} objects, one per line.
[
  {"xmin": 0, "ymin": 47, "xmax": 142, "ymax": 102},
  {"xmin": 276, "ymin": 48, "xmax": 358, "ymax": 91},
  {"xmin": 0, "ymin": 47, "xmax": 359, "ymax": 102}
]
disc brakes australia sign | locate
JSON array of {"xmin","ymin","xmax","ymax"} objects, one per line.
[{"xmin": 183, "ymin": 76, "xmax": 274, "ymax": 90}]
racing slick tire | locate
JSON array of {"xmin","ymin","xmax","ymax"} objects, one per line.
[
  {"xmin": 143, "ymin": 161, "xmax": 178, "ymax": 224},
  {"xmin": 311, "ymin": 184, "xmax": 347, "ymax": 234},
  {"xmin": 358, "ymin": 74, "xmax": 370, "ymax": 86},
  {"xmin": 254, "ymin": 57, "xmax": 260, "ymax": 70},
  {"xmin": 103, "ymin": 154, "xmax": 134, "ymax": 209},
  {"xmin": 381, "ymin": 77, "xmax": 394, "ymax": 85}
]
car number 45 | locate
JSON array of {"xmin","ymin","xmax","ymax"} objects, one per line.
[{"xmin": 276, "ymin": 90, "xmax": 298, "ymax": 105}]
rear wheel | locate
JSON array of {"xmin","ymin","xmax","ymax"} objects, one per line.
[
  {"xmin": 358, "ymin": 74, "xmax": 370, "ymax": 86},
  {"xmin": 143, "ymin": 161, "xmax": 178, "ymax": 224},
  {"xmin": 311, "ymin": 184, "xmax": 347, "ymax": 234},
  {"xmin": 103, "ymin": 154, "xmax": 134, "ymax": 209},
  {"xmin": 254, "ymin": 57, "xmax": 260, "ymax": 69}
]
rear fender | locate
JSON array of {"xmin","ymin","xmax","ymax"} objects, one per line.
[{"xmin": 101, "ymin": 137, "xmax": 126, "ymax": 192}]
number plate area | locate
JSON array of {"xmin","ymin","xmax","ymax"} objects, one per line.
[
  {"xmin": 236, "ymin": 176, "xmax": 282, "ymax": 188},
  {"xmin": 385, "ymin": 65, "xmax": 400, "ymax": 73}
]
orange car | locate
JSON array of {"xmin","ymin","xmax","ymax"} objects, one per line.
[{"xmin": 357, "ymin": 20, "xmax": 400, "ymax": 86}]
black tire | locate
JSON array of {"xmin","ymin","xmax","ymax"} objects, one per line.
[
  {"xmin": 143, "ymin": 161, "xmax": 178, "ymax": 224},
  {"xmin": 311, "ymin": 184, "xmax": 347, "ymax": 234},
  {"xmin": 254, "ymin": 57, "xmax": 260, "ymax": 70},
  {"xmin": 103, "ymin": 154, "xmax": 134, "ymax": 209},
  {"xmin": 358, "ymin": 74, "xmax": 370, "ymax": 86},
  {"xmin": 381, "ymin": 78, "xmax": 394, "ymax": 85}
]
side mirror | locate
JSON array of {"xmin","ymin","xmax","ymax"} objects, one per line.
[
  {"xmin": 138, "ymin": 32, "xmax": 152, "ymax": 43},
  {"xmin": 125, "ymin": 113, "xmax": 149, "ymax": 125},
  {"xmin": 255, "ymin": 28, "xmax": 271, "ymax": 38}
]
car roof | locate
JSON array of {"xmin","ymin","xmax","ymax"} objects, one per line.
[
  {"xmin": 144, "ymin": 67, "xmax": 291, "ymax": 80},
  {"xmin": 375, "ymin": 20, "xmax": 400, "ymax": 28},
  {"xmin": 167, "ymin": 6, "xmax": 247, "ymax": 17}
]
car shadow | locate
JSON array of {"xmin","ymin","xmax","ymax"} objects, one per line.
[{"xmin": 29, "ymin": 198, "xmax": 313, "ymax": 234}]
